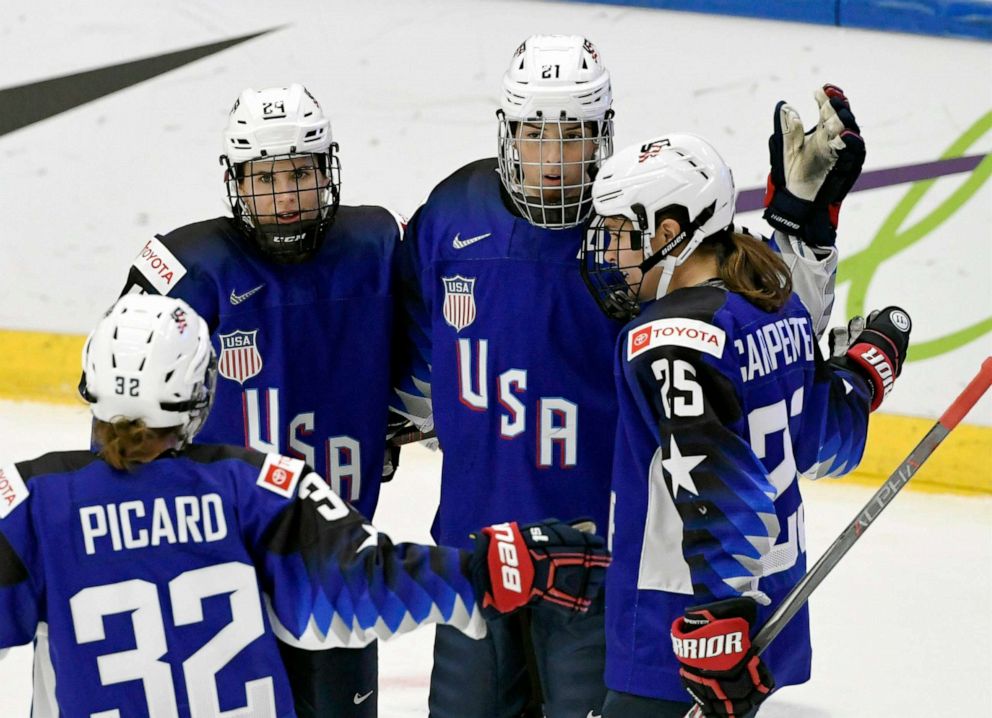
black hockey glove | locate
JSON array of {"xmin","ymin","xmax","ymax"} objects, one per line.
[
  {"xmin": 671, "ymin": 597, "xmax": 774, "ymax": 718},
  {"xmin": 469, "ymin": 519, "xmax": 609, "ymax": 619},
  {"xmin": 382, "ymin": 413, "xmax": 411, "ymax": 482},
  {"xmin": 763, "ymin": 84, "xmax": 865, "ymax": 247},
  {"xmin": 829, "ymin": 306, "xmax": 912, "ymax": 411}
]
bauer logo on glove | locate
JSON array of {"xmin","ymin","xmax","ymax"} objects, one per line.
[{"xmin": 469, "ymin": 519, "xmax": 610, "ymax": 618}]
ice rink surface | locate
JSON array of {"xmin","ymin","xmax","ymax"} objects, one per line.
[{"xmin": 1, "ymin": 401, "xmax": 989, "ymax": 717}]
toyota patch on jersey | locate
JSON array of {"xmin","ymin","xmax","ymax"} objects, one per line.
[
  {"xmin": 0, "ymin": 464, "xmax": 29, "ymax": 519},
  {"xmin": 257, "ymin": 454, "xmax": 305, "ymax": 499},
  {"xmin": 627, "ymin": 318, "xmax": 726, "ymax": 361},
  {"xmin": 133, "ymin": 236, "xmax": 187, "ymax": 294}
]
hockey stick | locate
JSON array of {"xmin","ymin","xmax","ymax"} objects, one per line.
[
  {"xmin": 684, "ymin": 356, "xmax": 992, "ymax": 718},
  {"xmin": 389, "ymin": 426, "xmax": 437, "ymax": 446}
]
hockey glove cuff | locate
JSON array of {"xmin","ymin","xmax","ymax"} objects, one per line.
[
  {"xmin": 469, "ymin": 519, "xmax": 609, "ymax": 619},
  {"xmin": 672, "ymin": 597, "xmax": 774, "ymax": 718}
]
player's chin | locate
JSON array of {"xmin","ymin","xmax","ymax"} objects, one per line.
[{"xmin": 525, "ymin": 187, "xmax": 579, "ymax": 202}]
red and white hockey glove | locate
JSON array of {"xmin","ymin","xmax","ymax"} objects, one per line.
[
  {"xmin": 829, "ymin": 306, "xmax": 912, "ymax": 411},
  {"xmin": 672, "ymin": 597, "xmax": 774, "ymax": 718},
  {"xmin": 470, "ymin": 519, "xmax": 609, "ymax": 618},
  {"xmin": 763, "ymin": 84, "xmax": 865, "ymax": 248}
]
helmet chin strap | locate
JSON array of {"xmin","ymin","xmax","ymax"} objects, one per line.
[{"xmin": 655, "ymin": 255, "xmax": 678, "ymax": 300}]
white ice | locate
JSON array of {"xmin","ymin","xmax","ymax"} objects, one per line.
[{"xmin": 0, "ymin": 401, "xmax": 989, "ymax": 716}]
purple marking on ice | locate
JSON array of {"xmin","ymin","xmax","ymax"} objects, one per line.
[{"xmin": 735, "ymin": 153, "xmax": 987, "ymax": 213}]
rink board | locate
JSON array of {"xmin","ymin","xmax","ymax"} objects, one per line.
[{"xmin": 2, "ymin": 327, "xmax": 988, "ymax": 495}]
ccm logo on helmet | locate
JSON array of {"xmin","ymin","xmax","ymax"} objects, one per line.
[
  {"xmin": 490, "ymin": 522, "xmax": 524, "ymax": 593},
  {"xmin": 672, "ymin": 631, "xmax": 745, "ymax": 660}
]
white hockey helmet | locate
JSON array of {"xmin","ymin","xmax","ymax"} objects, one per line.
[
  {"xmin": 220, "ymin": 83, "xmax": 341, "ymax": 261},
  {"xmin": 497, "ymin": 35, "xmax": 614, "ymax": 229},
  {"xmin": 580, "ymin": 134, "xmax": 736, "ymax": 320},
  {"xmin": 80, "ymin": 294, "xmax": 217, "ymax": 445}
]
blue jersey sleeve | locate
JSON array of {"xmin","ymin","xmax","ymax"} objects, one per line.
[
  {"xmin": 798, "ymin": 353, "xmax": 871, "ymax": 478},
  {"xmin": 240, "ymin": 455, "xmax": 485, "ymax": 647},
  {"xmin": 391, "ymin": 206, "xmax": 435, "ymax": 428},
  {"xmin": 622, "ymin": 328, "xmax": 780, "ymax": 603},
  {"xmin": 0, "ymin": 464, "xmax": 40, "ymax": 648}
]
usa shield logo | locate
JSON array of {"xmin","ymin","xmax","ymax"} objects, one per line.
[
  {"xmin": 217, "ymin": 330, "xmax": 263, "ymax": 384},
  {"xmin": 442, "ymin": 275, "xmax": 477, "ymax": 332}
]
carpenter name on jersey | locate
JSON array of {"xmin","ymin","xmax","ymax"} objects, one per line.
[
  {"xmin": 122, "ymin": 208, "xmax": 399, "ymax": 517},
  {"xmin": 0, "ymin": 447, "xmax": 483, "ymax": 717},
  {"xmin": 605, "ymin": 284, "xmax": 870, "ymax": 701}
]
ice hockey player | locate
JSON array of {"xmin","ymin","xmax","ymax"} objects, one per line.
[
  {"xmin": 393, "ymin": 35, "xmax": 621, "ymax": 717},
  {"xmin": 110, "ymin": 83, "xmax": 401, "ymax": 716},
  {"xmin": 393, "ymin": 29, "xmax": 867, "ymax": 715},
  {"xmin": 579, "ymin": 134, "xmax": 911, "ymax": 718},
  {"xmin": 0, "ymin": 293, "xmax": 609, "ymax": 718}
]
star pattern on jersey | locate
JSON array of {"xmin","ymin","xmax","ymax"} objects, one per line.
[
  {"xmin": 662, "ymin": 436, "xmax": 706, "ymax": 500},
  {"xmin": 357, "ymin": 524, "xmax": 379, "ymax": 553}
]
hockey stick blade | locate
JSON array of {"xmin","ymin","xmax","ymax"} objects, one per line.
[{"xmin": 683, "ymin": 356, "xmax": 992, "ymax": 718}]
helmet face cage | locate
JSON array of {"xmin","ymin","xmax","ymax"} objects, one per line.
[
  {"xmin": 224, "ymin": 148, "xmax": 340, "ymax": 262},
  {"xmin": 220, "ymin": 84, "xmax": 341, "ymax": 262},
  {"xmin": 580, "ymin": 213, "xmax": 647, "ymax": 323},
  {"xmin": 496, "ymin": 35, "xmax": 614, "ymax": 230},
  {"xmin": 497, "ymin": 112, "xmax": 613, "ymax": 229}
]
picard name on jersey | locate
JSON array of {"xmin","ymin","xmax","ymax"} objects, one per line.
[{"xmin": 79, "ymin": 493, "xmax": 228, "ymax": 555}]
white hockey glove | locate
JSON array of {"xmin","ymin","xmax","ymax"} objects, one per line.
[{"xmin": 763, "ymin": 84, "xmax": 865, "ymax": 248}]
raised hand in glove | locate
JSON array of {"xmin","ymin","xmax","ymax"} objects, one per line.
[
  {"xmin": 672, "ymin": 597, "xmax": 774, "ymax": 718},
  {"xmin": 763, "ymin": 84, "xmax": 865, "ymax": 248},
  {"xmin": 829, "ymin": 306, "xmax": 912, "ymax": 411},
  {"xmin": 469, "ymin": 519, "xmax": 609, "ymax": 618}
]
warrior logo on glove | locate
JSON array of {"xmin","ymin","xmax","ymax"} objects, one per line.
[
  {"xmin": 672, "ymin": 597, "xmax": 774, "ymax": 718},
  {"xmin": 829, "ymin": 306, "xmax": 912, "ymax": 411}
]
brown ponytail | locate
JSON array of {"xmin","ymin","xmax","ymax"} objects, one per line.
[
  {"xmin": 704, "ymin": 230, "xmax": 792, "ymax": 312},
  {"xmin": 93, "ymin": 419, "xmax": 181, "ymax": 471}
]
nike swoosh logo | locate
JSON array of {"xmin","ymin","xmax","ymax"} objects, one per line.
[
  {"xmin": 353, "ymin": 690, "xmax": 374, "ymax": 705},
  {"xmin": 586, "ymin": 712, "xmax": 602, "ymax": 718},
  {"xmin": 453, "ymin": 232, "xmax": 492, "ymax": 249},
  {"xmin": 230, "ymin": 284, "xmax": 265, "ymax": 305},
  {"xmin": 0, "ymin": 28, "xmax": 281, "ymax": 137}
]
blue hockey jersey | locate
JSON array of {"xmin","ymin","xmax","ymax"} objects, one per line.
[
  {"xmin": 121, "ymin": 208, "xmax": 398, "ymax": 518},
  {"xmin": 0, "ymin": 446, "xmax": 484, "ymax": 718},
  {"xmin": 604, "ymin": 283, "xmax": 870, "ymax": 700},
  {"xmin": 395, "ymin": 159, "xmax": 623, "ymax": 549}
]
